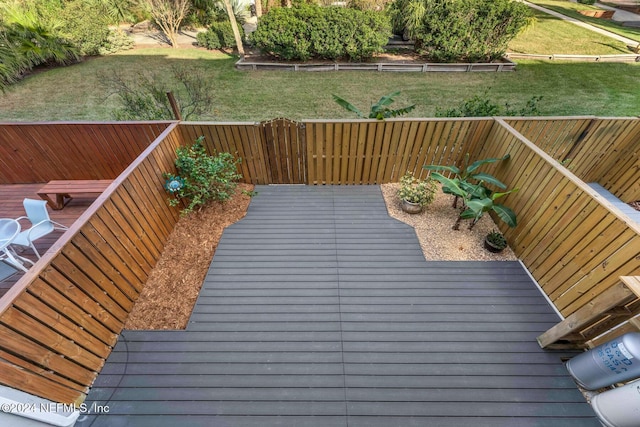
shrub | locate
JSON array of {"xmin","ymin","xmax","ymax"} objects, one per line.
[
  {"xmin": 196, "ymin": 21, "xmax": 244, "ymax": 49},
  {"xmin": 0, "ymin": 6, "xmax": 79, "ymax": 91},
  {"xmin": 250, "ymin": 4, "xmax": 391, "ymax": 61},
  {"xmin": 406, "ymin": 0, "xmax": 532, "ymax": 62},
  {"xmin": 577, "ymin": 0, "xmax": 597, "ymax": 4},
  {"xmin": 99, "ymin": 29, "xmax": 135, "ymax": 55},
  {"xmin": 164, "ymin": 136, "xmax": 242, "ymax": 215},
  {"xmin": 59, "ymin": 1, "xmax": 113, "ymax": 56},
  {"xmin": 100, "ymin": 65, "xmax": 216, "ymax": 121},
  {"xmin": 436, "ymin": 93, "xmax": 543, "ymax": 117}
]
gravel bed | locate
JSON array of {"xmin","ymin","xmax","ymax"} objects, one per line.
[{"xmin": 381, "ymin": 183, "xmax": 518, "ymax": 261}]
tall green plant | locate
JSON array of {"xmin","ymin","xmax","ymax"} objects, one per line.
[
  {"xmin": 424, "ymin": 154, "xmax": 518, "ymax": 230},
  {"xmin": 333, "ymin": 91, "xmax": 416, "ymax": 120},
  {"xmin": 164, "ymin": 136, "xmax": 242, "ymax": 215}
]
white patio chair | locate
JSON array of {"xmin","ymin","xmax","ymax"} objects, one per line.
[{"xmin": 11, "ymin": 198, "xmax": 68, "ymax": 259}]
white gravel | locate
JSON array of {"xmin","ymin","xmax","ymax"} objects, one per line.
[{"xmin": 381, "ymin": 183, "xmax": 518, "ymax": 261}]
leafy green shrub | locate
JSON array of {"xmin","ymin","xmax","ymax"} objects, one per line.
[
  {"xmin": 403, "ymin": 0, "xmax": 532, "ymax": 62},
  {"xmin": 59, "ymin": 1, "xmax": 113, "ymax": 56},
  {"xmin": 98, "ymin": 29, "xmax": 135, "ymax": 55},
  {"xmin": 577, "ymin": 0, "xmax": 597, "ymax": 4},
  {"xmin": 196, "ymin": 21, "xmax": 245, "ymax": 49},
  {"xmin": 164, "ymin": 136, "xmax": 242, "ymax": 215},
  {"xmin": 436, "ymin": 93, "xmax": 543, "ymax": 117},
  {"xmin": 250, "ymin": 4, "xmax": 391, "ymax": 61},
  {"xmin": 0, "ymin": 6, "xmax": 79, "ymax": 91}
]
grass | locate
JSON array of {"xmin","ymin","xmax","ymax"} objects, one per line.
[
  {"xmin": 528, "ymin": 0, "xmax": 640, "ymax": 43},
  {"xmin": 508, "ymin": 9, "xmax": 634, "ymax": 54},
  {"xmin": 0, "ymin": 48, "xmax": 638, "ymax": 121}
]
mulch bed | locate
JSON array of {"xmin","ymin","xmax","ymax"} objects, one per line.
[{"xmin": 124, "ymin": 184, "xmax": 253, "ymax": 330}]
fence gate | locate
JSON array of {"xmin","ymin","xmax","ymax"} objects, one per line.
[{"xmin": 260, "ymin": 118, "xmax": 307, "ymax": 184}]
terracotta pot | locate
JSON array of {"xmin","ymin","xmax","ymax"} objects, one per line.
[{"xmin": 401, "ymin": 199, "xmax": 422, "ymax": 214}]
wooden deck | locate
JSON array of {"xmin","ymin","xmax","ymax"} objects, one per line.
[
  {"xmin": 0, "ymin": 184, "xmax": 88, "ymax": 296},
  {"xmin": 78, "ymin": 186, "xmax": 599, "ymax": 426}
]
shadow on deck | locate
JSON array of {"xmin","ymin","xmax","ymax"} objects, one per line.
[
  {"xmin": 0, "ymin": 184, "xmax": 92, "ymax": 297},
  {"xmin": 79, "ymin": 185, "xmax": 598, "ymax": 426}
]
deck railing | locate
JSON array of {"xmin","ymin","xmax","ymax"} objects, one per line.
[{"xmin": 0, "ymin": 117, "xmax": 638, "ymax": 405}]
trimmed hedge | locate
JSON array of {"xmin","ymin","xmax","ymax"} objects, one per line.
[
  {"xmin": 250, "ymin": 4, "xmax": 391, "ymax": 61},
  {"xmin": 197, "ymin": 21, "xmax": 245, "ymax": 49},
  {"xmin": 412, "ymin": 0, "xmax": 532, "ymax": 63}
]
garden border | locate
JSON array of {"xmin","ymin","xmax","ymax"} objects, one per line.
[{"xmin": 235, "ymin": 57, "xmax": 517, "ymax": 72}]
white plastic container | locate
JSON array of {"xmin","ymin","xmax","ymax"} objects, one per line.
[
  {"xmin": 566, "ymin": 332, "xmax": 640, "ymax": 390},
  {"xmin": 590, "ymin": 379, "xmax": 640, "ymax": 427}
]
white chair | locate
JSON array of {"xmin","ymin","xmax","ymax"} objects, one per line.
[{"xmin": 11, "ymin": 199, "xmax": 68, "ymax": 259}]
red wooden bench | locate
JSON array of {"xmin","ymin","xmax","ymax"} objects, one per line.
[{"xmin": 37, "ymin": 180, "xmax": 113, "ymax": 210}]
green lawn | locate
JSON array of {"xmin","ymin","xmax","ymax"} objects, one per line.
[
  {"xmin": 528, "ymin": 0, "xmax": 640, "ymax": 43},
  {"xmin": 1, "ymin": 17, "xmax": 639, "ymax": 122},
  {"xmin": 508, "ymin": 9, "xmax": 634, "ymax": 55}
]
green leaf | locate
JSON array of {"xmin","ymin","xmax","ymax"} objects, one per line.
[
  {"xmin": 459, "ymin": 208, "xmax": 477, "ymax": 220},
  {"xmin": 466, "ymin": 197, "xmax": 493, "ymax": 214},
  {"xmin": 491, "ymin": 187, "xmax": 519, "ymax": 201},
  {"xmin": 332, "ymin": 94, "xmax": 364, "ymax": 118},
  {"xmin": 466, "ymin": 154, "xmax": 510, "ymax": 174},
  {"xmin": 492, "ymin": 204, "xmax": 518, "ymax": 227},
  {"xmin": 471, "ymin": 172, "xmax": 507, "ymax": 189},
  {"xmin": 429, "ymin": 172, "xmax": 466, "ymax": 198},
  {"xmin": 423, "ymin": 165, "xmax": 461, "ymax": 175},
  {"xmin": 375, "ymin": 91, "xmax": 401, "ymax": 108}
]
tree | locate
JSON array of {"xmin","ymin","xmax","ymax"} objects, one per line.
[
  {"xmin": 222, "ymin": 0, "xmax": 244, "ymax": 57},
  {"xmin": 146, "ymin": 0, "xmax": 191, "ymax": 48}
]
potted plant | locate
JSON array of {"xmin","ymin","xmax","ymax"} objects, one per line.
[
  {"xmin": 484, "ymin": 230, "xmax": 507, "ymax": 253},
  {"xmin": 397, "ymin": 172, "xmax": 437, "ymax": 214}
]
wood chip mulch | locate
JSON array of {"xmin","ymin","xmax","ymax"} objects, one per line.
[{"xmin": 124, "ymin": 184, "xmax": 253, "ymax": 330}]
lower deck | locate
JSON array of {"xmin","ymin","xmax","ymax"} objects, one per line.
[{"xmin": 75, "ymin": 185, "xmax": 597, "ymax": 426}]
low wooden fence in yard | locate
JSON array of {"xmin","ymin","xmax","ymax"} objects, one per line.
[{"xmin": 0, "ymin": 116, "xmax": 638, "ymax": 405}]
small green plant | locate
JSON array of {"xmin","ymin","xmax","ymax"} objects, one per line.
[
  {"xmin": 486, "ymin": 230, "xmax": 507, "ymax": 246},
  {"xmin": 333, "ymin": 91, "xmax": 416, "ymax": 120},
  {"xmin": 163, "ymin": 136, "xmax": 242, "ymax": 215},
  {"xmin": 436, "ymin": 93, "xmax": 543, "ymax": 117},
  {"xmin": 397, "ymin": 172, "xmax": 437, "ymax": 206},
  {"xmin": 424, "ymin": 154, "xmax": 518, "ymax": 230},
  {"xmin": 485, "ymin": 229, "xmax": 507, "ymax": 251}
]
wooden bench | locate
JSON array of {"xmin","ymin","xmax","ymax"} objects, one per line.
[{"xmin": 37, "ymin": 180, "xmax": 113, "ymax": 210}]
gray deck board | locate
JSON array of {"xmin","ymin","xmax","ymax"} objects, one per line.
[{"xmin": 79, "ymin": 185, "xmax": 599, "ymax": 426}]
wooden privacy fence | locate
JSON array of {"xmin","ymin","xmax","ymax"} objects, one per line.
[
  {"xmin": 0, "ymin": 116, "xmax": 639, "ymax": 405},
  {"xmin": 180, "ymin": 118, "xmax": 495, "ymax": 185},
  {"xmin": 474, "ymin": 118, "xmax": 640, "ymax": 340},
  {"xmin": 0, "ymin": 124, "xmax": 182, "ymax": 405},
  {"xmin": 0, "ymin": 122, "xmax": 170, "ymax": 184},
  {"xmin": 506, "ymin": 117, "xmax": 640, "ymax": 202}
]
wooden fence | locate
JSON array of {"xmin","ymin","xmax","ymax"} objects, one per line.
[
  {"xmin": 0, "ymin": 122, "xmax": 170, "ymax": 184},
  {"xmin": 506, "ymin": 117, "xmax": 640, "ymax": 202},
  {"xmin": 0, "ymin": 117, "xmax": 638, "ymax": 405},
  {"xmin": 476, "ymin": 118, "xmax": 640, "ymax": 322},
  {"xmin": 0, "ymin": 123, "xmax": 182, "ymax": 405}
]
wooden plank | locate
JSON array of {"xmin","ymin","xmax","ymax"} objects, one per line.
[
  {"xmin": 0, "ymin": 314, "xmax": 100, "ymax": 381},
  {"xmin": 537, "ymin": 281, "xmax": 637, "ymax": 348}
]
